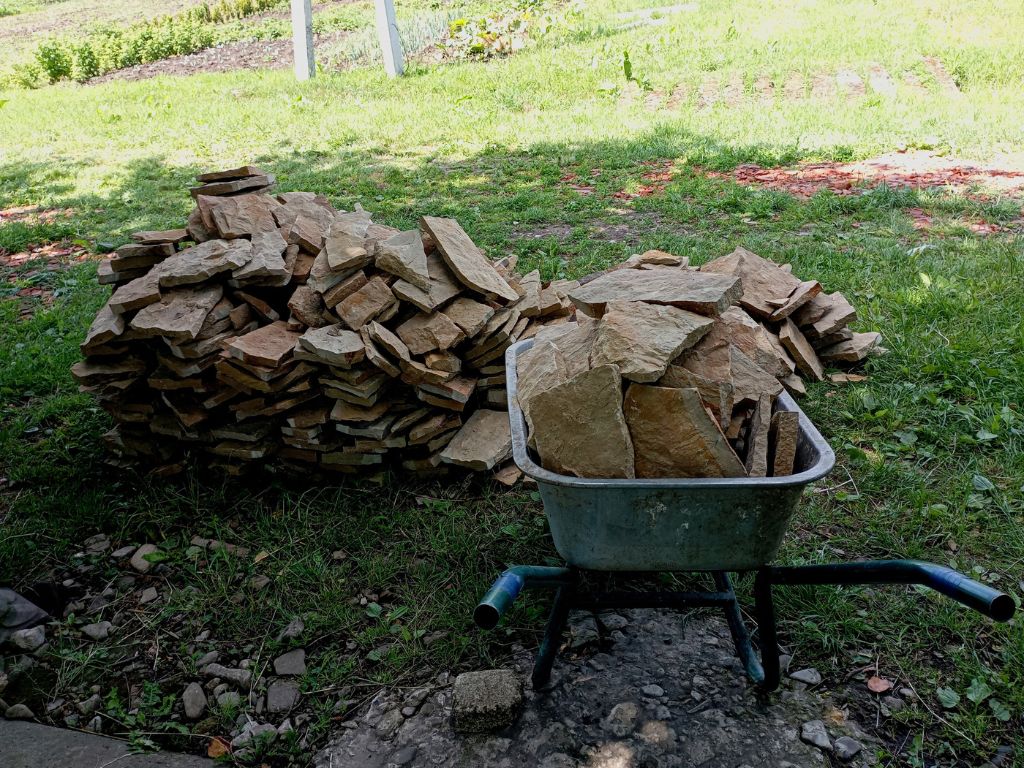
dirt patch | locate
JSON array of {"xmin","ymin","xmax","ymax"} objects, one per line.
[
  {"xmin": 1, "ymin": 240, "xmax": 94, "ymax": 319},
  {"xmin": 0, "ymin": 205, "xmax": 75, "ymax": 225},
  {"xmin": 705, "ymin": 150, "xmax": 1024, "ymax": 200},
  {"xmin": 87, "ymin": 30, "xmax": 349, "ymax": 83}
]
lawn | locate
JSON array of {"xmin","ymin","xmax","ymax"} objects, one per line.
[{"xmin": 1, "ymin": 0, "xmax": 1023, "ymax": 764}]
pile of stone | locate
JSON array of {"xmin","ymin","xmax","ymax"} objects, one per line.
[
  {"xmin": 516, "ymin": 246, "xmax": 882, "ymax": 479},
  {"xmin": 74, "ymin": 166, "xmax": 579, "ymax": 479}
]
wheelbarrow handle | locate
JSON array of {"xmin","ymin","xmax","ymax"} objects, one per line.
[
  {"xmin": 764, "ymin": 560, "xmax": 1016, "ymax": 622},
  {"xmin": 474, "ymin": 566, "xmax": 574, "ymax": 630}
]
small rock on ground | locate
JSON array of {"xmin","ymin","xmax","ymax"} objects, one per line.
[
  {"xmin": 273, "ymin": 648, "xmax": 306, "ymax": 676},
  {"xmin": 182, "ymin": 682, "xmax": 207, "ymax": 720},
  {"xmin": 452, "ymin": 669, "xmax": 523, "ymax": 733},
  {"xmin": 835, "ymin": 736, "xmax": 864, "ymax": 761},
  {"xmin": 10, "ymin": 626, "xmax": 46, "ymax": 652},
  {"xmin": 801, "ymin": 719, "xmax": 832, "ymax": 751},
  {"xmin": 129, "ymin": 544, "xmax": 160, "ymax": 573},
  {"xmin": 790, "ymin": 667, "xmax": 823, "ymax": 685},
  {"xmin": 81, "ymin": 621, "xmax": 112, "ymax": 641},
  {"xmin": 267, "ymin": 680, "xmax": 301, "ymax": 713},
  {"xmin": 5, "ymin": 704, "xmax": 34, "ymax": 720}
]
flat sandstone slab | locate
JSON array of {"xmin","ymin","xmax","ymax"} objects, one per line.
[
  {"xmin": 440, "ymin": 409, "xmax": 512, "ymax": 470},
  {"xmin": 624, "ymin": 384, "xmax": 745, "ymax": 478},
  {"xmin": 529, "ymin": 365, "xmax": 634, "ymax": 479},
  {"xmin": 130, "ymin": 285, "xmax": 224, "ymax": 343},
  {"xmin": 421, "ymin": 217, "xmax": 519, "ymax": 303},
  {"xmin": 590, "ymin": 301, "xmax": 713, "ymax": 383},
  {"xmin": 227, "ymin": 321, "xmax": 302, "ymax": 367},
  {"xmin": 568, "ymin": 269, "xmax": 740, "ymax": 318}
]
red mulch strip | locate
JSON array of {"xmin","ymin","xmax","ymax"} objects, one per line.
[{"xmin": 2, "ymin": 241, "xmax": 97, "ymax": 319}]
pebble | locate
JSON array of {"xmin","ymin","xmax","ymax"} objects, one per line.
[
  {"xmin": 789, "ymin": 668, "xmax": 823, "ymax": 686},
  {"xmin": 273, "ymin": 648, "xmax": 307, "ymax": 676},
  {"xmin": 603, "ymin": 702, "xmax": 639, "ymax": 737},
  {"xmin": 800, "ymin": 720, "xmax": 832, "ymax": 751},
  {"xmin": 278, "ymin": 617, "xmax": 305, "ymax": 641},
  {"xmin": 182, "ymin": 682, "xmax": 208, "ymax": 720},
  {"xmin": 882, "ymin": 695, "xmax": 905, "ymax": 713},
  {"xmin": 195, "ymin": 629, "xmax": 211, "ymax": 642},
  {"xmin": 129, "ymin": 544, "xmax": 160, "ymax": 573},
  {"xmin": 390, "ymin": 745, "xmax": 418, "ymax": 765},
  {"xmin": 217, "ymin": 691, "xmax": 241, "ymax": 709},
  {"xmin": 266, "ymin": 680, "xmax": 301, "ymax": 713},
  {"xmin": 10, "ymin": 626, "xmax": 46, "ymax": 652},
  {"xmin": 376, "ymin": 707, "xmax": 405, "ymax": 738},
  {"xmin": 81, "ymin": 621, "xmax": 112, "ymax": 641},
  {"xmin": 5, "ymin": 704, "xmax": 34, "ymax": 720},
  {"xmin": 197, "ymin": 651, "xmax": 220, "ymax": 667},
  {"xmin": 600, "ymin": 614, "xmax": 630, "ymax": 631},
  {"xmin": 231, "ymin": 722, "xmax": 277, "ymax": 750},
  {"xmin": 138, "ymin": 587, "xmax": 159, "ymax": 604},
  {"xmin": 86, "ymin": 715, "xmax": 102, "ymax": 732},
  {"xmin": 78, "ymin": 694, "xmax": 102, "ymax": 715},
  {"xmin": 834, "ymin": 736, "xmax": 863, "ymax": 761},
  {"xmin": 642, "ymin": 684, "xmax": 665, "ymax": 698},
  {"xmin": 203, "ymin": 663, "xmax": 252, "ymax": 689},
  {"xmin": 83, "ymin": 534, "xmax": 110, "ymax": 553}
]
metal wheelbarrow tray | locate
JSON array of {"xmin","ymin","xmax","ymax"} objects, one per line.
[{"xmin": 475, "ymin": 340, "xmax": 1016, "ymax": 691}]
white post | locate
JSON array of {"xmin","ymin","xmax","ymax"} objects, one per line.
[
  {"xmin": 375, "ymin": 0, "xmax": 404, "ymax": 77},
  {"xmin": 291, "ymin": 0, "xmax": 315, "ymax": 81}
]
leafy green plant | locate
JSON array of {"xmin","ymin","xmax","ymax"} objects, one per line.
[{"xmin": 34, "ymin": 39, "xmax": 72, "ymax": 83}]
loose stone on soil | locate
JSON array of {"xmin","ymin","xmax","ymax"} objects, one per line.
[{"xmin": 452, "ymin": 669, "xmax": 523, "ymax": 733}]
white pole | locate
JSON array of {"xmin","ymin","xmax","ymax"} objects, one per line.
[
  {"xmin": 375, "ymin": 0, "xmax": 404, "ymax": 77},
  {"xmin": 291, "ymin": 0, "xmax": 315, "ymax": 81}
]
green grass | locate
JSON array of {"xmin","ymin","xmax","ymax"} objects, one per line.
[{"xmin": 2, "ymin": 0, "xmax": 1023, "ymax": 764}]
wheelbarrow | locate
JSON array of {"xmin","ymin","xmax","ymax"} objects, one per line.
[{"xmin": 475, "ymin": 339, "xmax": 1016, "ymax": 691}]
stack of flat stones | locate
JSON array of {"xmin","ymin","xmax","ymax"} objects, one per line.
[
  {"xmin": 516, "ymin": 246, "xmax": 884, "ymax": 479},
  {"xmin": 74, "ymin": 166, "xmax": 579, "ymax": 480}
]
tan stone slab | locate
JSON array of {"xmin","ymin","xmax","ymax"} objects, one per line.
[
  {"xmin": 190, "ymin": 174, "xmax": 274, "ymax": 198},
  {"xmin": 284, "ymin": 285, "xmax": 322, "ymax": 328},
  {"xmin": 517, "ymin": 270, "xmax": 542, "ymax": 317},
  {"xmin": 568, "ymin": 268, "xmax": 741, "ymax": 318},
  {"xmin": 408, "ymin": 412, "xmax": 462, "ymax": 445},
  {"xmin": 287, "ymin": 212, "xmax": 329, "ymax": 255},
  {"xmin": 637, "ymin": 249, "xmax": 684, "ymax": 266},
  {"xmin": 360, "ymin": 327, "xmax": 401, "ymax": 377},
  {"xmin": 799, "ymin": 292, "xmax": 857, "ymax": 339},
  {"xmin": 324, "ymin": 228, "xmax": 371, "ymax": 272},
  {"xmin": 493, "ymin": 463, "xmax": 522, "ymax": 486},
  {"xmin": 744, "ymin": 393, "xmax": 773, "ymax": 477},
  {"xmin": 322, "ymin": 270, "xmax": 368, "ymax": 309},
  {"xmin": 421, "ymin": 216, "xmax": 519, "ymax": 303},
  {"xmin": 779, "ymin": 318, "xmax": 825, "ymax": 381},
  {"xmin": 298, "ymin": 324, "xmax": 365, "ymax": 366},
  {"xmin": 392, "ymin": 253, "xmax": 463, "ymax": 312},
  {"xmin": 818, "ymin": 332, "xmax": 882, "ymax": 363},
  {"xmin": 425, "ymin": 350, "xmax": 461, "ymax": 373},
  {"xmin": 813, "ymin": 327, "xmax": 854, "ymax": 349},
  {"xmin": 420, "ymin": 375, "xmax": 476, "ymax": 404},
  {"xmin": 226, "ymin": 321, "xmax": 301, "ymax": 368},
  {"xmin": 396, "ymin": 312, "xmax": 464, "ymax": 355},
  {"xmin": 81, "ymin": 301, "xmax": 126, "ymax": 351},
  {"xmin": 591, "ymin": 301, "xmax": 714, "ymax": 383},
  {"xmin": 196, "ymin": 165, "xmax": 265, "ymax": 183},
  {"xmin": 656, "ymin": 365, "xmax": 733, "ymax": 429},
  {"xmin": 376, "ymin": 230, "xmax": 430, "ymax": 291},
  {"xmin": 336, "ymin": 277, "xmax": 396, "ymax": 330},
  {"xmin": 400, "ymin": 358, "xmax": 458, "ymax": 387},
  {"xmin": 109, "ymin": 270, "xmax": 161, "ymax": 314},
  {"xmin": 366, "ymin": 321, "xmax": 411, "ymax": 363},
  {"xmin": 233, "ymin": 291, "xmax": 280, "ymax": 322},
  {"xmin": 159, "ymin": 239, "xmax": 251, "ymax": 287},
  {"xmin": 699, "ymin": 246, "xmax": 801, "ymax": 319},
  {"xmin": 130, "ymin": 285, "xmax": 224, "ymax": 343},
  {"xmin": 530, "ymin": 365, "xmax": 634, "ymax": 479},
  {"xmin": 548, "ymin": 319, "xmax": 596, "ymax": 378},
  {"xmin": 728, "ymin": 345, "xmax": 784, "ymax": 404},
  {"xmin": 829, "ymin": 372, "xmax": 867, "ymax": 384},
  {"xmin": 768, "ymin": 410, "xmax": 799, "ymax": 477},
  {"xmin": 330, "ymin": 399, "xmax": 391, "ymax": 423},
  {"xmin": 233, "ymin": 228, "xmax": 288, "ymax": 282},
  {"xmin": 515, "ymin": 339, "xmax": 568, "ymax": 442},
  {"xmin": 769, "ymin": 280, "xmax": 822, "ymax": 322},
  {"xmin": 209, "ymin": 193, "xmax": 280, "ymax": 238},
  {"xmin": 131, "ymin": 228, "xmax": 189, "ymax": 245},
  {"xmin": 440, "ymin": 409, "xmax": 512, "ymax": 470},
  {"xmin": 109, "ymin": 242, "xmax": 175, "ymax": 271},
  {"xmin": 71, "ymin": 357, "xmax": 147, "ymax": 385},
  {"xmin": 791, "ymin": 291, "xmax": 832, "ymax": 326},
  {"xmin": 781, "ymin": 372, "xmax": 807, "ymax": 398},
  {"xmin": 437, "ymin": 297, "xmax": 490, "ymax": 339},
  {"xmin": 624, "ymin": 384, "xmax": 745, "ymax": 479}
]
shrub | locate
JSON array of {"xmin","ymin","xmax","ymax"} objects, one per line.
[
  {"xmin": 34, "ymin": 40, "xmax": 73, "ymax": 83},
  {"xmin": 71, "ymin": 43, "xmax": 100, "ymax": 82}
]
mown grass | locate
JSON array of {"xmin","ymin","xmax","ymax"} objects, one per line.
[{"xmin": 2, "ymin": 0, "xmax": 1023, "ymax": 764}]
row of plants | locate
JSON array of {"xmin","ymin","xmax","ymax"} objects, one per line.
[
  {"xmin": 4, "ymin": 0, "xmax": 289, "ymax": 87},
  {"xmin": 442, "ymin": 0, "xmax": 575, "ymax": 60}
]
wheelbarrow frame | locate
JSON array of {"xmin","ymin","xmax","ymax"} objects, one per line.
[{"xmin": 474, "ymin": 340, "xmax": 1016, "ymax": 691}]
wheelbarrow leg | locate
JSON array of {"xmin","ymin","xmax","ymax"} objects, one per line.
[
  {"xmin": 753, "ymin": 568, "xmax": 781, "ymax": 692},
  {"xmin": 713, "ymin": 572, "xmax": 768, "ymax": 688},
  {"xmin": 532, "ymin": 581, "xmax": 575, "ymax": 689}
]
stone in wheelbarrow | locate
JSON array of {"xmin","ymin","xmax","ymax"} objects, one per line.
[{"xmin": 452, "ymin": 669, "xmax": 523, "ymax": 733}]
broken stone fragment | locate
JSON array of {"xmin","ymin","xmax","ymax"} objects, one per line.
[
  {"xmin": 396, "ymin": 311, "xmax": 464, "ymax": 355},
  {"xmin": 699, "ymin": 245, "xmax": 801, "ymax": 319},
  {"xmin": 323, "ymin": 228, "xmax": 370, "ymax": 272},
  {"xmin": 336, "ymin": 276, "xmax": 397, "ymax": 330},
  {"xmin": 209, "ymin": 192, "xmax": 280, "ymax": 239},
  {"xmin": 297, "ymin": 325, "xmax": 365, "ymax": 366},
  {"xmin": 109, "ymin": 270, "xmax": 162, "ymax": 314},
  {"xmin": 769, "ymin": 279, "xmax": 822, "ymax": 322},
  {"xmin": 568, "ymin": 268, "xmax": 741, "ymax": 318},
  {"xmin": 421, "ymin": 216, "xmax": 519, "ymax": 303},
  {"xmin": 798, "ymin": 292, "xmax": 857, "ymax": 339},
  {"xmin": 226, "ymin": 321, "xmax": 302, "ymax": 368},
  {"xmin": 515, "ymin": 340, "xmax": 568, "ymax": 441},
  {"xmin": 129, "ymin": 285, "xmax": 225, "ymax": 343},
  {"xmin": 623, "ymin": 384, "xmax": 745, "ymax": 478},
  {"xmin": 779, "ymin": 319, "xmax": 825, "ymax": 381},
  {"xmin": 81, "ymin": 301, "xmax": 126, "ymax": 351},
  {"xmin": 743, "ymin": 393, "xmax": 773, "ymax": 477},
  {"xmin": 768, "ymin": 410, "xmax": 799, "ymax": 476},
  {"xmin": 159, "ymin": 239, "xmax": 252, "ymax": 288},
  {"xmin": 392, "ymin": 253, "xmax": 463, "ymax": 312},
  {"xmin": 817, "ymin": 332, "xmax": 882, "ymax": 363},
  {"xmin": 529, "ymin": 365, "xmax": 634, "ymax": 479},
  {"xmin": 375, "ymin": 229, "xmax": 430, "ymax": 291},
  {"xmin": 233, "ymin": 228, "xmax": 289, "ymax": 282},
  {"xmin": 442, "ymin": 296, "xmax": 495, "ymax": 337},
  {"xmin": 590, "ymin": 301, "xmax": 713, "ymax": 383},
  {"xmin": 440, "ymin": 409, "xmax": 512, "ymax": 470}
]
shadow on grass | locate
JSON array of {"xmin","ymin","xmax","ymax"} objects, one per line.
[{"xmin": 1, "ymin": 132, "xmax": 1022, "ymax": 763}]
